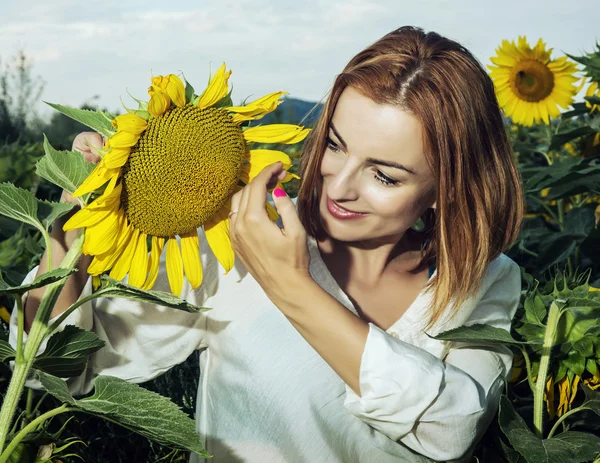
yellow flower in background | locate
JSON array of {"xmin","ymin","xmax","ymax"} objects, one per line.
[
  {"xmin": 0, "ymin": 305, "xmax": 10, "ymax": 324},
  {"xmin": 584, "ymin": 375, "xmax": 600, "ymax": 389},
  {"xmin": 556, "ymin": 374, "xmax": 580, "ymax": 417},
  {"xmin": 63, "ymin": 64, "xmax": 309, "ymax": 297},
  {"xmin": 544, "ymin": 376, "xmax": 556, "ymax": 419},
  {"xmin": 488, "ymin": 37, "xmax": 579, "ymax": 126},
  {"xmin": 584, "ymin": 79, "xmax": 600, "ymax": 114}
]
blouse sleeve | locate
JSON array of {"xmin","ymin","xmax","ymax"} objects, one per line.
[
  {"xmin": 343, "ymin": 257, "xmax": 521, "ymax": 462},
  {"xmin": 8, "ymin": 228, "xmax": 218, "ymax": 396}
]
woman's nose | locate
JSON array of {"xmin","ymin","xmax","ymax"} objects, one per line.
[{"xmin": 328, "ymin": 167, "xmax": 361, "ymax": 200}]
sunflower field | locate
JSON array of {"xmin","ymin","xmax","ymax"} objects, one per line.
[{"xmin": 0, "ymin": 36, "xmax": 600, "ymax": 462}]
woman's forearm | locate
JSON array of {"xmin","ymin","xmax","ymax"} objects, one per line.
[
  {"xmin": 271, "ymin": 279, "xmax": 369, "ymax": 395},
  {"xmin": 23, "ymin": 211, "xmax": 92, "ymax": 334}
]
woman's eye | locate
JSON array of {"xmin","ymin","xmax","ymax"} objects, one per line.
[
  {"xmin": 325, "ymin": 136, "xmax": 341, "ymax": 153},
  {"xmin": 373, "ymin": 170, "xmax": 399, "ymax": 187}
]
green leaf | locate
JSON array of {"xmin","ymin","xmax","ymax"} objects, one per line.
[
  {"xmin": 184, "ymin": 79, "xmax": 195, "ymax": 105},
  {"xmin": 549, "ymin": 126, "xmax": 596, "ymax": 151},
  {"xmin": 536, "ymin": 234, "xmax": 578, "ymax": 272},
  {"xmin": 524, "ymin": 294, "xmax": 547, "ymax": 325},
  {"xmin": 44, "ymin": 102, "xmax": 116, "ymax": 139},
  {"xmin": 36, "ymin": 371, "xmax": 77, "ymax": 404},
  {"xmin": 37, "ymin": 135, "xmax": 96, "ymax": 194},
  {"xmin": 37, "ymin": 372, "xmax": 210, "ymax": 456},
  {"xmin": 37, "ymin": 200, "xmax": 75, "ymax": 230},
  {"xmin": 498, "ymin": 395, "xmax": 600, "ymax": 463},
  {"xmin": 572, "ymin": 336, "xmax": 594, "ymax": 357},
  {"xmin": 429, "ymin": 323, "xmax": 536, "ymax": 345},
  {"xmin": 563, "ymin": 350, "xmax": 586, "ymax": 377},
  {"xmin": 586, "ymin": 358, "xmax": 599, "ymax": 376},
  {"xmin": 98, "ymin": 275, "xmax": 212, "ymax": 313},
  {"xmin": 0, "ymin": 340, "xmax": 17, "ymax": 363},
  {"xmin": 0, "ymin": 268, "xmax": 76, "ymax": 296},
  {"xmin": 581, "ymin": 381, "xmax": 600, "ymax": 416},
  {"xmin": 0, "ymin": 183, "xmax": 43, "ymax": 230},
  {"xmin": 563, "ymin": 206, "xmax": 596, "ymax": 239},
  {"xmin": 33, "ymin": 325, "xmax": 105, "ymax": 378}
]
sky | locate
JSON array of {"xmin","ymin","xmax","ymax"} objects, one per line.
[{"xmin": 0, "ymin": 0, "xmax": 598, "ymax": 119}]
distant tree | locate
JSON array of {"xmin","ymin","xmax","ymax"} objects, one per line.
[{"xmin": 0, "ymin": 50, "xmax": 45, "ymax": 143}]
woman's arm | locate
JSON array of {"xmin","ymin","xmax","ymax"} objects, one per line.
[{"xmin": 273, "ymin": 257, "xmax": 521, "ymax": 461}]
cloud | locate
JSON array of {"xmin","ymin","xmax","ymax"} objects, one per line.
[{"xmin": 0, "ymin": 0, "xmax": 597, "ymax": 118}]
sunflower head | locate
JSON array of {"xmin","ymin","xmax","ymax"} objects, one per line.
[
  {"xmin": 63, "ymin": 64, "xmax": 310, "ymax": 297},
  {"xmin": 487, "ymin": 36, "xmax": 579, "ymax": 126}
]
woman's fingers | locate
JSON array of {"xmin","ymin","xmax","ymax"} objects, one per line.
[
  {"xmin": 62, "ymin": 132, "xmax": 105, "ymax": 205},
  {"xmin": 72, "ymin": 132, "xmax": 104, "ymax": 163}
]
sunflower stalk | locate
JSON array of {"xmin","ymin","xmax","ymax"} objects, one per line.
[
  {"xmin": 532, "ymin": 301, "xmax": 562, "ymax": 437},
  {"xmin": 0, "ymin": 404, "xmax": 72, "ymax": 463},
  {"xmin": 0, "ymin": 232, "xmax": 84, "ymax": 455}
]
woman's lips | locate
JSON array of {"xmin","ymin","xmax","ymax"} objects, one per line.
[{"xmin": 326, "ymin": 197, "xmax": 368, "ymax": 219}]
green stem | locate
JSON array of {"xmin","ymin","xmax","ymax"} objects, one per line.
[
  {"xmin": 42, "ymin": 228, "xmax": 52, "ymax": 273},
  {"xmin": 0, "ymin": 232, "xmax": 84, "ymax": 454},
  {"xmin": 547, "ymin": 405, "xmax": 588, "ymax": 438},
  {"xmin": 15, "ymin": 297, "xmax": 24, "ymax": 364},
  {"xmin": 20, "ymin": 389, "xmax": 34, "ymax": 430},
  {"xmin": 31, "ymin": 392, "xmax": 48, "ymax": 416},
  {"xmin": 557, "ymin": 198, "xmax": 565, "ymax": 230},
  {"xmin": 0, "ymin": 404, "xmax": 72, "ymax": 463},
  {"xmin": 530, "ymin": 149, "xmax": 553, "ymax": 166},
  {"xmin": 529, "ymin": 196, "xmax": 559, "ymax": 223},
  {"xmin": 47, "ymin": 287, "xmax": 111, "ymax": 337},
  {"xmin": 533, "ymin": 302, "xmax": 561, "ymax": 438},
  {"xmin": 519, "ymin": 346, "xmax": 536, "ymax": 394}
]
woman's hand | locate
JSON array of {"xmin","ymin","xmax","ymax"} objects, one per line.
[
  {"xmin": 60, "ymin": 132, "xmax": 104, "ymax": 207},
  {"xmin": 229, "ymin": 161, "xmax": 312, "ymax": 305}
]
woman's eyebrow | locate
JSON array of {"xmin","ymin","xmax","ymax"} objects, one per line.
[
  {"xmin": 329, "ymin": 122, "xmax": 348, "ymax": 149},
  {"xmin": 329, "ymin": 122, "xmax": 418, "ymax": 176}
]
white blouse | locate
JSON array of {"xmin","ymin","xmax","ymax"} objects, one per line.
[{"xmin": 9, "ymin": 199, "xmax": 521, "ymax": 463}]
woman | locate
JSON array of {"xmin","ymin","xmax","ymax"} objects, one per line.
[{"xmin": 11, "ymin": 26, "xmax": 523, "ymax": 462}]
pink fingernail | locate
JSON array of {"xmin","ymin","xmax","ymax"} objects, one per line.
[{"xmin": 273, "ymin": 188, "xmax": 287, "ymax": 198}]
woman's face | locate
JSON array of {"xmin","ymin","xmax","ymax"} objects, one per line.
[{"xmin": 319, "ymin": 86, "xmax": 436, "ymax": 245}]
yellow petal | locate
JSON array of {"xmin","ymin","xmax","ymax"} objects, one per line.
[
  {"xmin": 204, "ymin": 206, "xmax": 235, "ymax": 274},
  {"xmin": 243, "ymin": 124, "xmax": 311, "ymax": 144},
  {"xmin": 141, "ymin": 236, "xmax": 165, "ymax": 290},
  {"xmin": 82, "ymin": 210, "xmax": 122, "ymax": 255},
  {"xmin": 110, "ymin": 227, "xmax": 140, "ymax": 281},
  {"xmin": 227, "ymin": 91, "xmax": 287, "ymax": 122},
  {"xmin": 72, "ymin": 164, "xmax": 119, "ymax": 197},
  {"xmin": 197, "ymin": 63, "xmax": 231, "ymax": 109},
  {"xmin": 166, "ymin": 238, "xmax": 184, "ymax": 297},
  {"xmin": 101, "ymin": 148, "xmax": 131, "ymax": 169},
  {"xmin": 239, "ymin": 149, "xmax": 292, "ymax": 183},
  {"xmin": 166, "ymin": 74, "xmax": 186, "ymax": 107},
  {"xmin": 63, "ymin": 203, "xmax": 114, "ymax": 231},
  {"xmin": 265, "ymin": 200, "xmax": 280, "ymax": 222},
  {"xmin": 128, "ymin": 232, "xmax": 149, "ymax": 288},
  {"xmin": 148, "ymin": 90, "xmax": 170, "ymax": 117},
  {"xmin": 106, "ymin": 130, "xmax": 140, "ymax": 149},
  {"xmin": 88, "ymin": 216, "xmax": 131, "ymax": 275},
  {"xmin": 181, "ymin": 230, "xmax": 203, "ymax": 288},
  {"xmin": 111, "ymin": 114, "xmax": 147, "ymax": 135}
]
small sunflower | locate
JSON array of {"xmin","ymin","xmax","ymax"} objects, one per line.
[
  {"xmin": 487, "ymin": 36, "xmax": 579, "ymax": 126},
  {"xmin": 63, "ymin": 64, "xmax": 309, "ymax": 296},
  {"xmin": 584, "ymin": 78, "xmax": 600, "ymax": 114}
]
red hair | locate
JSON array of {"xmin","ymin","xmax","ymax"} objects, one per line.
[{"xmin": 296, "ymin": 26, "xmax": 524, "ymax": 330}]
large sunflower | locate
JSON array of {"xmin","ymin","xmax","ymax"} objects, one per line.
[
  {"xmin": 487, "ymin": 36, "xmax": 579, "ymax": 126},
  {"xmin": 63, "ymin": 64, "xmax": 309, "ymax": 297}
]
